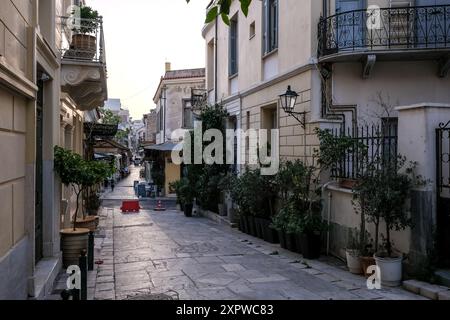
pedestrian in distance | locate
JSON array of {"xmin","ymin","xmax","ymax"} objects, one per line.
[{"xmin": 111, "ymin": 179, "xmax": 115, "ymax": 192}]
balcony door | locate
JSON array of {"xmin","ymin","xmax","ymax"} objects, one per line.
[
  {"xmin": 336, "ymin": 0, "xmax": 365, "ymax": 50},
  {"xmin": 416, "ymin": 0, "xmax": 450, "ymax": 48}
]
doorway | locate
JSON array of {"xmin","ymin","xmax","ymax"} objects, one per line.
[
  {"xmin": 35, "ymin": 73, "xmax": 44, "ymax": 263},
  {"xmin": 436, "ymin": 121, "xmax": 450, "ymax": 267},
  {"xmin": 335, "ymin": 0, "xmax": 365, "ymax": 50}
]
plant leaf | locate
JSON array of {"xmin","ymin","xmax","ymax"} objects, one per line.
[
  {"xmin": 205, "ymin": 6, "xmax": 219, "ymax": 23},
  {"xmin": 221, "ymin": 12, "xmax": 230, "ymax": 25}
]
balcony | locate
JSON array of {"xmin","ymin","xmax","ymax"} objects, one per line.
[
  {"xmin": 318, "ymin": 5, "xmax": 450, "ymax": 76},
  {"xmin": 59, "ymin": 16, "xmax": 108, "ymax": 111}
]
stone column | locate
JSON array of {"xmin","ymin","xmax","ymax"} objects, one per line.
[{"xmin": 396, "ymin": 103, "xmax": 450, "ymax": 273}]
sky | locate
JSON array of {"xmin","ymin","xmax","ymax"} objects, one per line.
[{"xmin": 88, "ymin": 0, "xmax": 209, "ymax": 120}]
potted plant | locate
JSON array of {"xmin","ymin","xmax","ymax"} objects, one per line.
[
  {"xmin": 54, "ymin": 146, "xmax": 112, "ymax": 268},
  {"xmin": 297, "ymin": 212, "xmax": 328, "ymax": 260},
  {"xmin": 178, "ymin": 178, "xmax": 196, "ymax": 217},
  {"xmin": 170, "ymin": 180, "xmax": 184, "ymax": 211},
  {"xmin": 272, "ymin": 207, "xmax": 292, "ymax": 250},
  {"xmin": 354, "ymin": 156, "xmax": 418, "ymax": 285},
  {"xmin": 70, "ymin": 6, "xmax": 100, "ymax": 59},
  {"xmin": 345, "ymin": 228, "xmax": 363, "ymax": 274},
  {"xmin": 373, "ymin": 158, "xmax": 416, "ymax": 287}
]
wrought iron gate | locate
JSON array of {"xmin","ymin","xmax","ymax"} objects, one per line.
[{"xmin": 436, "ymin": 121, "xmax": 450, "ymax": 266}]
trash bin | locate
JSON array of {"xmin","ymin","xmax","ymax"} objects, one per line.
[{"xmin": 137, "ymin": 183, "xmax": 147, "ymax": 198}]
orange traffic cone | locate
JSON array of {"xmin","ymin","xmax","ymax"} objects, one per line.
[{"xmin": 154, "ymin": 200, "xmax": 166, "ymax": 212}]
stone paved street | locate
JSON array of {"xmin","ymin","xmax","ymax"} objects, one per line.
[{"xmin": 84, "ymin": 167, "xmax": 426, "ymax": 301}]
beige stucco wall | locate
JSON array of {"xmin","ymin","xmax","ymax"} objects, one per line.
[
  {"xmin": 0, "ymin": 0, "xmax": 35, "ymax": 261},
  {"xmin": 0, "ymin": 89, "xmax": 27, "ymax": 257},
  {"xmin": 203, "ymin": 0, "xmax": 325, "ymax": 166},
  {"xmin": 165, "ymin": 156, "xmax": 180, "ymax": 195},
  {"xmin": 326, "ymin": 186, "xmax": 411, "ymax": 259},
  {"xmin": 332, "ymin": 61, "xmax": 450, "ymax": 124},
  {"xmin": 203, "ymin": 0, "xmax": 320, "ymax": 101}
]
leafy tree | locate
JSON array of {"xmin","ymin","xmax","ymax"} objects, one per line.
[
  {"xmin": 226, "ymin": 168, "xmax": 277, "ymax": 219},
  {"xmin": 99, "ymin": 108, "xmax": 121, "ymax": 125},
  {"xmin": 54, "ymin": 146, "xmax": 114, "ymax": 230},
  {"xmin": 186, "ymin": 0, "xmax": 252, "ymax": 25},
  {"xmin": 181, "ymin": 104, "xmax": 230, "ymax": 212},
  {"xmin": 353, "ymin": 156, "xmax": 418, "ymax": 257}
]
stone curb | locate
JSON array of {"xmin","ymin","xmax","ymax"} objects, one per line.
[{"xmin": 403, "ymin": 280, "xmax": 450, "ymax": 300}]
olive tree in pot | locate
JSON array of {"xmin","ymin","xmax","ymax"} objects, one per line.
[
  {"xmin": 226, "ymin": 168, "xmax": 278, "ymax": 241},
  {"xmin": 54, "ymin": 146, "xmax": 113, "ymax": 268},
  {"xmin": 345, "ymin": 228, "xmax": 365, "ymax": 274},
  {"xmin": 357, "ymin": 156, "xmax": 419, "ymax": 286}
]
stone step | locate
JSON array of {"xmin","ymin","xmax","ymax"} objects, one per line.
[
  {"xmin": 435, "ymin": 269, "xmax": 450, "ymax": 288},
  {"xmin": 403, "ymin": 279, "xmax": 450, "ymax": 300}
]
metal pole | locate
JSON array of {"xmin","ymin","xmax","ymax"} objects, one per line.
[
  {"xmin": 88, "ymin": 232, "xmax": 94, "ymax": 271},
  {"xmin": 79, "ymin": 250, "xmax": 88, "ymax": 300}
]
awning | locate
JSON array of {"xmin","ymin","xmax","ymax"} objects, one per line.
[
  {"xmin": 144, "ymin": 142, "xmax": 183, "ymax": 152},
  {"xmin": 94, "ymin": 153, "xmax": 114, "ymax": 160}
]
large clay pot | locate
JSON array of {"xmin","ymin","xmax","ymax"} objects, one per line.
[
  {"xmin": 278, "ymin": 231, "xmax": 287, "ymax": 249},
  {"xmin": 360, "ymin": 256, "xmax": 376, "ymax": 278},
  {"xmin": 300, "ymin": 233, "xmax": 321, "ymax": 259},
  {"xmin": 247, "ymin": 216, "xmax": 257, "ymax": 237},
  {"xmin": 70, "ymin": 34, "xmax": 97, "ymax": 59},
  {"xmin": 261, "ymin": 219, "xmax": 279, "ymax": 244},
  {"xmin": 346, "ymin": 250, "xmax": 363, "ymax": 274},
  {"xmin": 184, "ymin": 203, "xmax": 193, "ymax": 217},
  {"xmin": 60, "ymin": 228, "xmax": 90, "ymax": 268},
  {"xmin": 285, "ymin": 233, "xmax": 298, "ymax": 253},
  {"xmin": 254, "ymin": 218, "xmax": 265, "ymax": 239},
  {"xmin": 375, "ymin": 255, "xmax": 403, "ymax": 287},
  {"xmin": 74, "ymin": 216, "xmax": 98, "ymax": 232}
]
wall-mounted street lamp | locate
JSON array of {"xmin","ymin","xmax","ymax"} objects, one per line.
[{"xmin": 279, "ymin": 86, "xmax": 307, "ymax": 129}]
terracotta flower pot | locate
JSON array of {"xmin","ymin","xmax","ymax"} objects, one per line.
[
  {"xmin": 360, "ymin": 256, "xmax": 376, "ymax": 278},
  {"xmin": 71, "ymin": 34, "xmax": 97, "ymax": 59},
  {"xmin": 74, "ymin": 216, "xmax": 99, "ymax": 232}
]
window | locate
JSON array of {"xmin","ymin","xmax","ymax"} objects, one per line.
[
  {"xmin": 183, "ymin": 99, "xmax": 197, "ymax": 129},
  {"xmin": 156, "ymin": 111, "xmax": 161, "ymax": 132},
  {"xmin": 381, "ymin": 117, "xmax": 398, "ymax": 165},
  {"xmin": 263, "ymin": 0, "xmax": 278, "ymax": 55},
  {"xmin": 249, "ymin": 21, "xmax": 256, "ymax": 39},
  {"xmin": 261, "ymin": 106, "xmax": 278, "ymax": 131},
  {"xmin": 229, "ymin": 15, "xmax": 239, "ymax": 76},
  {"xmin": 207, "ymin": 39, "xmax": 215, "ymax": 90}
]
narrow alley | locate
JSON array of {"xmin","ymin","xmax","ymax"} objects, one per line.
[{"xmin": 57, "ymin": 167, "xmax": 424, "ymax": 301}]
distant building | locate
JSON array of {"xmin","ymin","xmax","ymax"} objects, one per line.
[
  {"xmin": 104, "ymin": 99, "xmax": 122, "ymax": 114},
  {"xmin": 147, "ymin": 63, "xmax": 205, "ymax": 195},
  {"xmin": 143, "ymin": 110, "xmax": 157, "ymax": 145}
]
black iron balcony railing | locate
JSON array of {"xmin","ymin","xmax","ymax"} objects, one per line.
[
  {"xmin": 318, "ymin": 5, "xmax": 450, "ymax": 57},
  {"xmin": 59, "ymin": 16, "xmax": 106, "ymax": 64}
]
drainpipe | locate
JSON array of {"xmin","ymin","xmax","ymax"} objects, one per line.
[
  {"xmin": 323, "ymin": 0, "xmax": 328, "ymax": 18},
  {"xmin": 214, "ymin": 18, "xmax": 218, "ymax": 104},
  {"xmin": 322, "ymin": 181, "xmax": 334, "ymax": 256}
]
